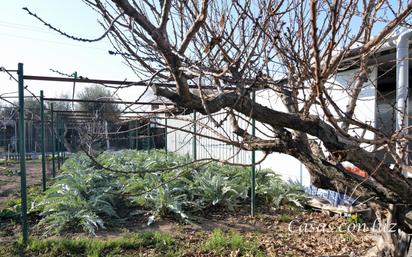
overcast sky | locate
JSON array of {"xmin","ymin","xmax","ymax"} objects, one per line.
[{"xmin": 0, "ymin": 1, "xmax": 150, "ymax": 108}]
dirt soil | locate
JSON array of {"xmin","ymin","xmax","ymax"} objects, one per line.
[
  {"xmin": 124, "ymin": 207, "xmax": 376, "ymax": 256},
  {"xmin": 0, "ymin": 207, "xmax": 377, "ymax": 256},
  {"xmin": 0, "ymin": 160, "xmax": 52, "ymax": 209}
]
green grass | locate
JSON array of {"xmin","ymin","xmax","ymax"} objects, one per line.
[
  {"xmin": 343, "ymin": 234, "xmax": 354, "ymax": 242},
  {"xmin": 0, "ymin": 243, "xmax": 17, "ymax": 257},
  {"xmin": 0, "ymin": 159, "xmax": 18, "ymax": 165},
  {"xmin": 202, "ymin": 229, "xmax": 265, "ymax": 256},
  {"xmin": 0, "ymin": 159, "xmax": 40, "ymax": 165},
  {"xmin": 1, "ymin": 229, "xmax": 270, "ymax": 257},
  {"xmin": 1, "ymin": 169, "xmax": 18, "ymax": 176},
  {"xmin": 278, "ymin": 213, "xmax": 292, "ymax": 223},
  {"xmin": 0, "ymin": 231, "xmax": 178, "ymax": 257}
]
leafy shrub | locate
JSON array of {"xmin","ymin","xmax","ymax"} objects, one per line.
[
  {"xmin": 32, "ymin": 154, "xmax": 122, "ymax": 235},
  {"xmin": 256, "ymin": 170, "xmax": 308, "ymax": 208},
  {"xmin": 125, "ymin": 157, "xmax": 250, "ymax": 223},
  {"xmin": 0, "ymin": 208, "xmax": 17, "ymax": 220},
  {"xmin": 33, "ymin": 150, "xmax": 308, "ymax": 234},
  {"xmin": 97, "ymin": 149, "xmax": 190, "ymax": 175},
  {"xmin": 189, "ymin": 166, "xmax": 248, "ymax": 211},
  {"xmin": 2, "ymin": 185, "xmax": 42, "ymax": 220},
  {"xmin": 129, "ymin": 173, "xmax": 193, "ymax": 225}
]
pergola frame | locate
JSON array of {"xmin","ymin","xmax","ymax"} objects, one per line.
[{"xmin": 2, "ymin": 63, "xmax": 257, "ymax": 245}]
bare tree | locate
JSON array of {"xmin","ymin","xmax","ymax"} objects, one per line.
[
  {"xmin": 77, "ymin": 118, "xmax": 108, "ymax": 155},
  {"xmin": 25, "ymin": 0, "xmax": 412, "ymax": 255},
  {"xmin": 77, "ymin": 85, "xmax": 121, "ymax": 151}
]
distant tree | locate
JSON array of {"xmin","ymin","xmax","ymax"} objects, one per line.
[
  {"xmin": 0, "ymin": 103, "xmax": 17, "ymax": 152},
  {"xmin": 53, "ymin": 93, "xmax": 72, "ymax": 112},
  {"xmin": 0, "ymin": 103, "xmax": 17, "ymax": 123},
  {"xmin": 77, "ymin": 85, "xmax": 121, "ymax": 152},
  {"xmin": 21, "ymin": 97, "xmax": 41, "ymax": 119},
  {"xmin": 77, "ymin": 85, "xmax": 120, "ymax": 122}
]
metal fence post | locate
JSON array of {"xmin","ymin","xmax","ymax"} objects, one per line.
[
  {"xmin": 138, "ymin": 121, "xmax": 140, "ymax": 150},
  {"xmin": 56, "ymin": 114, "xmax": 60, "ymax": 170},
  {"xmin": 127, "ymin": 121, "xmax": 131, "ymax": 149},
  {"xmin": 146, "ymin": 123, "xmax": 150, "ymax": 151},
  {"xmin": 192, "ymin": 111, "xmax": 197, "ymax": 160},
  {"xmin": 60, "ymin": 117, "xmax": 65, "ymax": 161},
  {"xmin": 18, "ymin": 63, "xmax": 28, "ymax": 244},
  {"xmin": 50, "ymin": 104, "xmax": 56, "ymax": 177},
  {"xmin": 251, "ymin": 90, "xmax": 256, "ymax": 217},
  {"xmin": 59, "ymin": 115, "xmax": 64, "ymax": 163},
  {"xmin": 164, "ymin": 116, "xmax": 168, "ymax": 156},
  {"xmin": 40, "ymin": 90, "xmax": 46, "ymax": 191},
  {"xmin": 72, "ymin": 71, "xmax": 77, "ymax": 111}
]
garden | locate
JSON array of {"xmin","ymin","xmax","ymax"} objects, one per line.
[
  {"xmin": 3, "ymin": 0, "xmax": 412, "ymax": 255},
  {"xmin": 0, "ymin": 150, "xmax": 375, "ymax": 256}
]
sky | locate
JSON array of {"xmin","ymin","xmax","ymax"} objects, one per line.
[
  {"xmin": 0, "ymin": 0, "xmax": 405, "ymax": 106},
  {"xmin": 0, "ymin": 0, "xmax": 146, "ymax": 104}
]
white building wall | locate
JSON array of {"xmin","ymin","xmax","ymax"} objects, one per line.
[
  {"xmin": 323, "ymin": 66, "xmax": 377, "ymax": 148},
  {"xmin": 253, "ymin": 89, "xmax": 311, "ymax": 185},
  {"xmin": 163, "ymin": 67, "xmax": 377, "ymax": 186},
  {"xmin": 166, "ymin": 117, "xmax": 192, "ymax": 156},
  {"xmin": 165, "ymin": 112, "xmax": 252, "ymax": 164}
]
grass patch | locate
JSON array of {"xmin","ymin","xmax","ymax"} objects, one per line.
[
  {"xmin": 0, "ymin": 159, "xmax": 18, "ymax": 165},
  {"xmin": 0, "ymin": 231, "xmax": 178, "ymax": 257},
  {"xmin": 278, "ymin": 213, "xmax": 292, "ymax": 223},
  {"xmin": 1, "ymin": 169, "xmax": 18, "ymax": 176},
  {"xmin": 0, "ymin": 243, "xmax": 18, "ymax": 257},
  {"xmin": 202, "ymin": 229, "xmax": 265, "ymax": 256}
]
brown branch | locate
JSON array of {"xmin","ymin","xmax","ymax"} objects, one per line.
[
  {"xmin": 178, "ymin": 0, "xmax": 210, "ymax": 54},
  {"xmin": 158, "ymin": 0, "xmax": 172, "ymax": 34}
]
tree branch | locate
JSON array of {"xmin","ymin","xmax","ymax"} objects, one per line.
[{"xmin": 178, "ymin": 0, "xmax": 209, "ymax": 54}]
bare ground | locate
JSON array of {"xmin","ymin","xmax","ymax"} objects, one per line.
[{"xmin": 0, "ymin": 160, "xmax": 53, "ymax": 209}]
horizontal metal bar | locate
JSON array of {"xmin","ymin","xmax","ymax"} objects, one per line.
[
  {"xmin": 24, "ymin": 75, "xmax": 172, "ymax": 86},
  {"xmin": 53, "ymin": 110, "xmax": 172, "ymax": 114},
  {"xmin": 0, "ymin": 96, "xmax": 39, "ymax": 99},
  {"xmin": 43, "ymin": 97, "xmax": 173, "ymax": 105},
  {"xmin": 23, "ymin": 75, "xmax": 234, "ymax": 90}
]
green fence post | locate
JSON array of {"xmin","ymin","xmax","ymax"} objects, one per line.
[
  {"xmin": 251, "ymin": 90, "xmax": 256, "ymax": 217},
  {"xmin": 40, "ymin": 90, "xmax": 46, "ymax": 191},
  {"xmin": 61, "ymin": 118, "xmax": 65, "ymax": 161},
  {"xmin": 127, "ymin": 122, "xmax": 130, "ymax": 149},
  {"xmin": 59, "ymin": 115, "xmax": 64, "ymax": 164},
  {"xmin": 138, "ymin": 121, "xmax": 140, "ymax": 150},
  {"xmin": 60, "ymin": 117, "xmax": 63, "ymax": 161},
  {"xmin": 72, "ymin": 71, "xmax": 77, "ymax": 111},
  {"xmin": 151, "ymin": 119, "xmax": 156, "ymax": 149},
  {"xmin": 56, "ymin": 114, "xmax": 60, "ymax": 170},
  {"xmin": 51, "ymin": 104, "xmax": 56, "ymax": 178},
  {"xmin": 129, "ymin": 121, "xmax": 134, "ymax": 149},
  {"xmin": 146, "ymin": 123, "xmax": 150, "ymax": 151},
  {"xmin": 192, "ymin": 111, "xmax": 197, "ymax": 160},
  {"xmin": 18, "ymin": 63, "xmax": 28, "ymax": 244},
  {"xmin": 164, "ymin": 116, "xmax": 168, "ymax": 156}
]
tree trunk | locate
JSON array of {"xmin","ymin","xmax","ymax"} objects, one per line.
[
  {"xmin": 296, "ymin": 152, "xmax": 412, "ymax": 256},
  {"xmin": 365, "ymin": 205, "xmax": 412, "ymax": 256}
]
